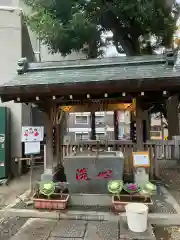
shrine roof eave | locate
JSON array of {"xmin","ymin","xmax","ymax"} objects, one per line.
[
  {"xmin": 1, "ymin": 55, "xmax": 180, "ymax": 103},
  {"xmin": 1, "ymin": 76, "xmax": 180, "ymax": 103}
]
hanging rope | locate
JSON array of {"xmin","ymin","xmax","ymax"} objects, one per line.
[
  {"xmin": 98, "ymin": 101, "xmax": 108, "ymax": 147},
  {"xmin": 51, "ymin": 106, "xmax": 65, "ymax": 125}
]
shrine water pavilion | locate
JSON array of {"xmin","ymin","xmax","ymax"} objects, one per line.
[{"xmin": 0, "ymin": 53, "xmax": 180, "ymax": 184}]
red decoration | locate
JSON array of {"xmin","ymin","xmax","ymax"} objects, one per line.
[
  {"xmin": 34, "ymin": 131, "xmax": 39, "ymax": 137},
  {"xmin": 96, "ymin": 170, "xmax": 112, "ymax": 179},
  {"xmin": 76, "ymin": 168, "xmax": 89, "ymax": 181},
  {"xmin": 76, "ymin": 168, "xmax": 112, "ymax": 181},
  {"xmin": 24, "ymin": 131, "xmax": 28, "ymax": 137}
]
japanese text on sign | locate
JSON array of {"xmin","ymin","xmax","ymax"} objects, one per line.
[{"xmin": 76, "ymin": 168, "xmax": 112, "ymax": 181}]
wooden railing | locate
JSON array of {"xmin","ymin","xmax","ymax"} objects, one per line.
[{"xmin": 61, "ymin": 140, "xmax": 178, "ymax": 178}]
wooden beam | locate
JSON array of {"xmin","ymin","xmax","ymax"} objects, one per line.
[{"xmin": 2, "ymin": 76, "xmax": 180, "ymax": 98}]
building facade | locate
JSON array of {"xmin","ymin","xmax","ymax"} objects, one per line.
[
  {"xmin": 67, "ymin": 111, "xmax": 131, "ymax": 141},
  {"xmin": 67, "ymin": 111, "xmax": 168, "ymax": 141}
]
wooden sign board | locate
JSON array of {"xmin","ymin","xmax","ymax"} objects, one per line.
[{"xmin": 132, "ymin": 151, "xmax": 150, "ymax": 168}]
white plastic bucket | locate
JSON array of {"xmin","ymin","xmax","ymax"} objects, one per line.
[{"xmin": 125, "ymin": 203, "xmax": 148, "ymax": 232}]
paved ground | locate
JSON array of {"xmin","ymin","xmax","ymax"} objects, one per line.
[
  {"xmin": 1, "ymin": 217, "xmax": 180, "ymax": 240},
  {"xmin": 160, "ymin": 166, "xmax": 180, "ymax": 206},
  {"xmin": 0, "ymin": 167, "xmax": 43, "ymax": 208},
  {"xmin": 1, "ymin": 216, "xmax": 180, "ymax": 240},
  {"xmin": 0, "ymin": 217, "xmax": 156, "ymax": 240},
  {"xmin": 1, "ymin": 166, "xmax": 180, "ymax": 239}
]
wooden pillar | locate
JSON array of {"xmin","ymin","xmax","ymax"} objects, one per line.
[
  {"xmin": 167, "ymin": 95, "xmax": 180, "ymax": 139},
  {"xmin": 44, "ymin": 107, "xmax": 54, "ymax": 173},
  {"xmin": 56, "ymin": 123, "xmax": 60, "ymax": 166},
  {"xmin": 130, "ymin": 112, "xmax": 137, "ymax": 143},
  {"xmin": 160, "ymin": 113, "xmax": 164, "ymax": 140},
  {"xmin": 90, "ymin": 112, "xmax": 96, "ymax": 140},
  {"xmin": 136, "ymin": 99, "xmax": 144, "ymax": 150},
  {"xmin": 113, "ymin": 110, "xmax": 119, "ymax": 140},
  {"xmin": 46, "ymin": 121, "xmax": 53, "ymax": 172},
  {"xmin": 143, "ymin": 110, "xmax": 151, "ymax": 141}
]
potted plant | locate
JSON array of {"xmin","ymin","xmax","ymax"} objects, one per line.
[
  {"xmin": 139, "ymin": 182, "xmax": 157, "ymax": 201},
  {"xmin": 108, "ymin": 181, "xmax": 155, "ymax": 212},
  {"xmin": 123, "ymin": 183, "xmax": 141, "ymax": 200},
  {"xmin": 33, "ymin": 180, "xmax": 70, "ymax": 210},
  {"xmin": 107, "ymin": 180, "xmax": 124, "ymax": 211}
]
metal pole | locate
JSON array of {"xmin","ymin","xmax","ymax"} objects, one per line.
[
  {"xmin": 29, "ymin": 154, "xmax": 34, "ymax": 195},
  {"xmin": 161, "ymin": 112, "xmax": 164, "ymax": 140},
  {"xmin": 44, "ymin": 144, "xmax": 46, "ymax": 172},
  {"xmin": 29, "ymin": 104, "xmax": 34, "ymax": 196}
]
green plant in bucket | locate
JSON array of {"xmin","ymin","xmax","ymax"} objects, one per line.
[
  {"xmin": 108, "ymin": 180, "xmax": 123, "ymax": 200},
  {"xmin": 39, "ymin": 181, "xmax": 56, "ymax": 199}
]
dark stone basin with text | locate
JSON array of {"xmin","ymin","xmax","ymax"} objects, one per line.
[{"xmin": 63, "ymin": 151, "xmax": 124, "ymax": 194}]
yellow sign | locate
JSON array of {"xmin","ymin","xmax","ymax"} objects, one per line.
[
  {"xmin": 60, "ymin": 106, "xmax": 72, "ymax": 112},
  {"xmin": 132, "ymin": 151, "xmax": 150, "ymax": 168}
]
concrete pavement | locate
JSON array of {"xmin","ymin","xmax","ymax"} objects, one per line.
[
  {"xmin": 0, "ymin": 167, "xmax": 43, "ymax": 208},
  {"xmin": 7, "ymin": 218, "xmax": 155, "ymax": 240},
  {"xmin": 1, "ymin": 166, "xmax": 180, "ymax": 239}
]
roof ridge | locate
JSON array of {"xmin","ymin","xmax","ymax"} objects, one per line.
[{"xmin": 26, "ymin": 59, "xmax": 166, "ymax": 73}]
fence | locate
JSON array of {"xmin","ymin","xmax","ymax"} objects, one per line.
[{"xmin": 61, "ymin": 140, "xmax": 179, "ymax": 178}]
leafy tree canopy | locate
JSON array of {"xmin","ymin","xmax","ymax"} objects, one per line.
[{"xmin": 24, "ymin": 0, "xmax": 180, "ymax": 58}]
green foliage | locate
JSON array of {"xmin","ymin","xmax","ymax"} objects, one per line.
[
  {"xmin": 107, "ymin": 180, "xmax": 123, "ymax": 199},
  {"xmin": 39, "ymin": 181, "xmax": 55, "ymax": 198},
  {"xmin": 139, "ymin": 182, "xmax": 157, "ymax": 198},
  {"xmin": 23, "ymin": 0, "xmax": 180, "ymax": 57}
]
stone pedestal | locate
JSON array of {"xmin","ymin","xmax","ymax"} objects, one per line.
[{"xmin": 134, "ymin": 167, "xmax": 149, "ymax": 187}]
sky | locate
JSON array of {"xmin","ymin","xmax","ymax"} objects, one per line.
[{"xmin": 102, "ymin": 32, "xmax": 125, "ymax": 58}]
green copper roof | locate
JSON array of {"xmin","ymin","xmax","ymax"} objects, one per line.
[
  {"xmin": 0, "ymin": 55, "xmax": 180, "ymax": 93},
  {"xmin": 0, "ymin": 55, "xmax": 176, "ymax": 87},
  {"xmin": 3, "ymin": 63, "xmax": 177, "ymax": 87}
]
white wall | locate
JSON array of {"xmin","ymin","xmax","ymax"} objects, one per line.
[
  {"xmin": 0, "ymin": 0, "xmax": 18, "ymax": 6},
  {"xmin": 0, "ymin": 7, "xmax": 23, "ymax": 158}
]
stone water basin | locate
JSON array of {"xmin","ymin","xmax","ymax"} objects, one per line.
[{"xmin": 64, "ymin": 151, "xmax": 124, "ymax": 194}]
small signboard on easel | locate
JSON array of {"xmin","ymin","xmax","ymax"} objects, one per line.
[
  {"xmin": 132, "ymin": 151, "xmax": 150, "ymax": 168},
  {"xmin": 24, "ymin": 142, "xmax": 40, "ymax": 155}
]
